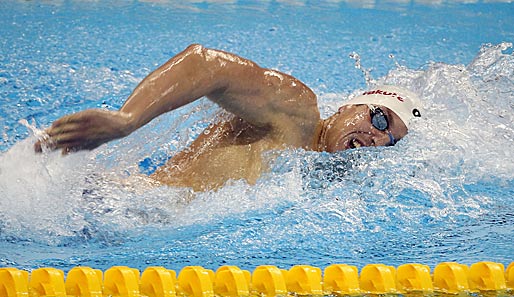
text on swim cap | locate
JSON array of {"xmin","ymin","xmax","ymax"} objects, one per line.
[{"xmin": 362, "ymin": 89, "xmax": 405, "ymax": 102}]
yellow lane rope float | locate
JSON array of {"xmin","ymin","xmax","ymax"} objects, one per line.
[{"xmin": 1, "ymin": 261, "xmax": 513, "ymax": 296}]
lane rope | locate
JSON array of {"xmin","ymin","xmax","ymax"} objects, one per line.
[{"xmin": 1, "ymin": 261, "xmax": 513, "ymax": 296}]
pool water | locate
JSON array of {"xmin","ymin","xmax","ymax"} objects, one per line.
[{"xmin": 0, "ymin": 0, "xmax": 513, "ymax": 277}]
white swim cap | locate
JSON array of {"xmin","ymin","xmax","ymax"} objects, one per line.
[{"xmin": 343, "ymin": 85, "xmax": 422, "ymax": 129}]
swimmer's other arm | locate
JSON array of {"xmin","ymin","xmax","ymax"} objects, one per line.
[{"xmin": 35, "ymin": 44, "xmax": 319, "ymax": 154}]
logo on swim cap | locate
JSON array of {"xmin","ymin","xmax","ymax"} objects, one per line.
[{"xmin": 343, "ymin": 85, "xmax": 422, "ymax": 129}]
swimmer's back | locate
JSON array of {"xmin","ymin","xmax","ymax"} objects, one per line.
[{"xmin": 150, "ymin": 117, "xmax": 284, "ymax": 191}]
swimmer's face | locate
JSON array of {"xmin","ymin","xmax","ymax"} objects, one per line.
[{"xmin": 323, "ymin": 104, "xmax": 408, "ymax": 152}]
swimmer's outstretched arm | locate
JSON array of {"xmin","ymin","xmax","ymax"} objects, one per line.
[{"xmin": 35, "ymin": 44, "xmax": 319, "ymax": 154}]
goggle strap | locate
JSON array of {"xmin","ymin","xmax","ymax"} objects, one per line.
[{"xmin": 387, "ymin": 130, "xmax": 396, "ymax": 146}]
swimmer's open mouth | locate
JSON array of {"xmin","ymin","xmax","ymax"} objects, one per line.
[{"xmin": 348, "ymin": 138, "xmax": 364, "ymax": 149}]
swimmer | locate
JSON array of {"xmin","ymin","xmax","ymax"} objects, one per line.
[{"xmin": 34, "ymin": 44, "xmax": 422, "ymax": 191}]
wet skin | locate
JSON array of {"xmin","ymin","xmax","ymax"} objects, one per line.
[
  {"xmin": 318, "ymin": 104, "xmax": 408, "ymax": 153},
  {"xmin": 35, "ymin": 44, "xmax": 409, "ymax": 191}
]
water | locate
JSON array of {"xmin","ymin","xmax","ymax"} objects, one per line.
[{"xmin": 0, "ymin": 0, "xmax": 513, "ymax": 274}]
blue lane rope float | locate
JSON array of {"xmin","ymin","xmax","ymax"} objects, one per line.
[{"xmin": 1, "ymin": 261, "xmax": 513, "ymax": 296}]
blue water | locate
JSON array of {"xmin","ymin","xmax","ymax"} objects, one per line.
[{"xmin": 0, "ymin": 0, "xmax": 513, "ymax": 274}]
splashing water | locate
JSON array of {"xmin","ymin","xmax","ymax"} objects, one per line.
[
  {"xmin": 0, "ymin": 43, "xmax": 513, "ymax": 270},
  {"xmin": 349, "ymin": 52, "xmax": 376, "ymax": 88}
]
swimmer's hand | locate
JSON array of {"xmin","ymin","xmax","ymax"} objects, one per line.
[{"xmin": 34, "ymin": 109, "xmax": 133, "ymax": 154}]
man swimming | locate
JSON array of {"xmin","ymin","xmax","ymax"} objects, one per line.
[{"xmin": 34, "ymin": 44, "xmax": 422, "ymax": 191}]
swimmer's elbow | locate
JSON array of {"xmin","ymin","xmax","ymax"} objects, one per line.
[{"xmin": 184, "ymin": 43, "xmax": 205, "ymax": 54}]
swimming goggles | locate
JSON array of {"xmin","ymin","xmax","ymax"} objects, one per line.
[{"xmin": 369, "ymin": 105, "xmax": 396, "ymax": 146}]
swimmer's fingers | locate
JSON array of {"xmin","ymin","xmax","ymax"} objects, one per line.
[
  {"xmin": 33, "ymin": 133, "xmax": 67, "ymax": 153},
  {"xmin": 34, "ymin": 139, "xmax": 45, "ymax": 153},
  {"xmin": 49, "ymin": 136, "xmax": 104, "ymax": 155},
  {"xmin": 34, "ymin": 123, "xmax": 81, "ymax": 153},
  {"xmin": 46, "ymin": 122, "xmax": 83, "ymax": 137},
  {"xmin": 34, "ymin": 124, "xmax": 96, "ymax": 153},
  {"xmin": 34, "ymin": 113, "xmax": 91, "ymax": 153},
  {"xmin": 45, "ymin": 113, "xmax": 96, "ymax": 137},
  {"xmin": 34, "ymin": 127, "xmax": 56, "ymax": 153},
  {"xmin": 49, "ymin": 113, "xmax": 91, "ymax": 129}
]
